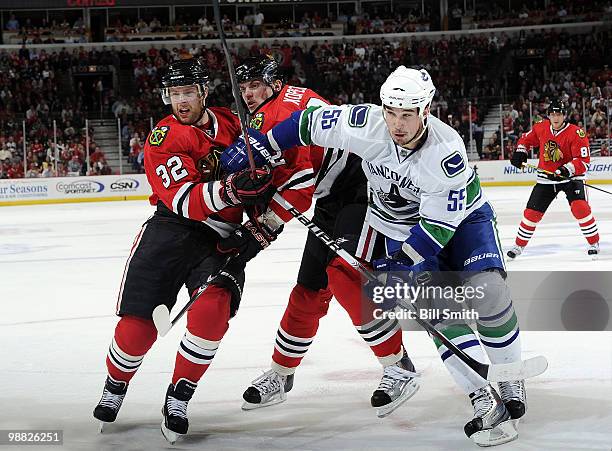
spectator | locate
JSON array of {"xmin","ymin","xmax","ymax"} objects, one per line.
[
  {"xmin": 67, "ymin": 154, "xmax": 81, "ymax": 175},
  {"xmin": 41, "ymin": 161, "xmax": 55, "ymax": 177},
  {"xmin": 254, "ymin": 9, "xmax": 264, "ymax": 38},
  {"xmin": 6, "ymin": 14, "xmax": 19, "ymax": 31},
  {"xmin": 0, "ymin": 146, "xmax": 11, "ymax": 162},
  {"xmin": 591, "ymin": 107, "xmax": 606, "ymax": 128},
  {"xmin": 90, "ymin": 146, "xmax": 106, "ymax": 164},
  {"xmin": 25, "ymin": 163, "xmax": 40, "ymax": 178}
]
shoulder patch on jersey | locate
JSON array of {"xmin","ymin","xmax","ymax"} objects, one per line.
[
  {"xmin": 250, "ymin": 112, "xmax": 265, "ymax": 130},
  {"xmin": 441, "ymin": 151, "xmax": 466, "ymax": 178},
  {"xmin": 577, "ymin": 128, "xmax": 586, "ymax": 138},
  {"xmin": 348, "ymin": 105, "xmax": 370, "ymax": 128},
  {"xmin": 305, "ymin": 97, "xmax": 328, "ymax": 108},
  {"xmin": 534, "ymin": 116, "xmax": 544, "ymax": 124},
  {"xmin": 148, "ymin": 126, "xmax": 170, "ymax": 146}
]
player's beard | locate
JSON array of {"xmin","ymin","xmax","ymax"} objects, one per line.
[
  {"xmin": 393, "ymin": 126, "xmax": 423, "ymax": 147},
  {"xmin": 173, "ymin": 103, "xmax": 205, "ymax": 126}
]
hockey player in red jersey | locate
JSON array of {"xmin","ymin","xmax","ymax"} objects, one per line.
[
  {"xmin": 92, "ymin": 59, "xmax": 277, "ymax": 440},
  {"xmin": 508, "ymin": 99, "xmax": 599, "ymax": 259},
  {"xmin": 221, "ymin": 55, "xmax": 418, "ymax": 418}
]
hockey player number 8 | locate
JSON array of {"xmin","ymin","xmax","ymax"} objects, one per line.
[{"xmin": 156, "ymin": 156, "xmax": 188, "ymax": 188}]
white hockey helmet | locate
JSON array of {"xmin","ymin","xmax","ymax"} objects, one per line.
[{"xmin": 380, "ymin": 66, "xmax": 436, "ymax": 117}]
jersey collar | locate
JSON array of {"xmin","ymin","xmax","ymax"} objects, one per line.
[
  {"xmin": 192, "ymin": 108, "xmax": 218, "ymax": 139},
  {"xmin": 550, "ymin": 121, "xmax": 570, "ymax": 136},
  {"xmin": 394, "ymin": 128, "xmax": 429, "ymax": 164}
]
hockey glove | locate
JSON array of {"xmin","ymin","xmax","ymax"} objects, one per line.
[
  {"xmin": 546, "ymin": 165, "xmax": 571, "ymax": 181},
  {"xmin": 555, "ymin": 165, "xmax": 571, "ymax": 179},
  {"xmin": 510, "ymin": 147, "xmax": 528, "ymax": 169},
  {"xmin": 221, "ymin": 128, "xmax": 280, "ymax": 174},
  {"xmin": 217, "ymin": 219, "xmax": 283, "ymax": 266},
  {"xmin": 220, "ymin": 166, "xmax": 276, "ymax": 207},
  {"xmin": 363, "ymin": 258, "xmax": 414, "ymax": 312}
]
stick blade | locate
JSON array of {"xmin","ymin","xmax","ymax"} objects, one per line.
[
  {"xmin": 152, "ymin": 304, "xmax": 172, "ymax": 337},
  {"xmin": 487, "ymin": 355, "xmax": 548, "ymax": 382}
]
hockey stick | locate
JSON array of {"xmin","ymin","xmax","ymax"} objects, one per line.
[
  {"xmin": 272, "ymin": 193, "xmax": 548, "ymax": 382},
  {"xmin": 154, "ymin": 1, "xmax": 272, "ymax": 337},
  {"xmin": 522, "ymin": 162, "xmax": 612, "ymax": 196},
  {"xmin": 152, "ymin": 257, "xmax": 232, "ymax": 337},
  {"xmin": 210, "ymin": 0, "xmax": 545, "ymax": 382},
  {"xmin": 212, "ymin": 0, "xmax": 256, "ymax": 174}
]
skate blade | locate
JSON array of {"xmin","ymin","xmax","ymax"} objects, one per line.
[
  {"xmin": 470, "ymin": 419, "xmax": 518, "ymax": 447},
  {"xmin": 590, "ymin": 253, "xmax": 599, "ymax": 261},
  {"xmin": 376, "ymin": 379, "xmax": 420, "ymax": 418},
  {"xmin": 242, "ymin": 394, "xmax": 287, "ymax": 411},
  {"xmin": 160, "ymin": 421, "xmax": 183, "ymax": 445},
  {"xmin": 99, "ymin": 421, "xmax": 107, "ymax": 433}
]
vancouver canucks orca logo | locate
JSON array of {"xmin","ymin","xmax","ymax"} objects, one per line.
[{"xmin": 377, "ymin": 183, "xmax": 409, "ymax": 211}]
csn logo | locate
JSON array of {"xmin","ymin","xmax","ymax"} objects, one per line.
[
  {"xmin": 110, "ymin": 178, "xmax": 140, "ymax": 192},
  {"xmin": 56, "ymin": 180, "xmax": 104, "ymax": 194}
]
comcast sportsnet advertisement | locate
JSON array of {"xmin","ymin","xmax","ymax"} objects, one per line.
[{"xmin": 0, "ymin": 174, "xmax": 151, "ymax": 205}]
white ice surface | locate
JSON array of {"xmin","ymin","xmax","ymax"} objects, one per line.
[{"xmin": 0, "ymin": 185, "xmax": 611, "ymax": 451}]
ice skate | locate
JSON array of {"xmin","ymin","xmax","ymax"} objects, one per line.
[
  {"xmin": 506, "ymin": 245, "xmax": 523, "ymax": 260},
  {"xmin": 371, "ymin": 351, "xmax": 420, "ymax": 418},
  {"xmin": 160, "ymin": 379, "xmax": 196, "ymax": 444},
  {"xmin": 588, "ymin": 242, "xmax": 599, "ymax": 259},
  {"xmin": 464, "ymin": 385, "xmax": 518, "ymax": 447},
  {"xmin": 93, "ymin": 376, "xmax": 127, "ymax": 432},
  {"xmin": 498, "ymin": 380, "xmax": 526, "ymax": 421},
  {"xmin": 242, "ymin": 369, "xmax": 294, "ymax": 410}
]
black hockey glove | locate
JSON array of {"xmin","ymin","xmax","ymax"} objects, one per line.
[
  {"xmin": 220, "ymin": 166, "xmax": 276, "ymax": 207},
  {"xmin": 557, "ymin": 165, "xmax": 571, "ymax": 178},
  {"xmin": 217, "ymin": 219, "xmax": 283, "ymax": 266},
  {"xmin": 510, "ymin": 148, "xmax": 528, "ymax": 169},
  {"xmin": 546, "ymin": 165, "xmax": 571, "ymax": 181},
  {"xmin": 362, "ymin": 258, "xmax": 415, "ymax": 312}
]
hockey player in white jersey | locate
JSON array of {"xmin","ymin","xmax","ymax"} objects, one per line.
[{"xmin": 223, "ymin": 66, "xmax": 527, "ymax": 446}]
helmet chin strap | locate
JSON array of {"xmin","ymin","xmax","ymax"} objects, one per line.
[
  {"xmin": 185, "ymin": 94, "xmax": 208, "ymax": 126},
  {"xmin": 195, "ymin": 95, "xmax": 208, "ymax": 124},
  {"xmin": 400, "ymin": 115, "xmax": 428, "ymax": 148}
]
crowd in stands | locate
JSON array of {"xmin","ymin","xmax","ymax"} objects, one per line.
[
  {"xmin": 7, "ymin": 1, "xmax": 612, "ymax": 46},
  {"xmin": 478, "ymin": 28, "xmax": 611, "ymax": 160},
  {"xmin": 0, "ymin": 47, "xmax": 112, "ymax": 179},
  {"xmin": 3, "ymin": 13, "xmax": 89, "ymax": 44},
  {"xmin": 1, "ymin": 24, "xmax": 610, "ymax": 178},
  {"xmin": 103, "ymin": 9, "xmax": 432, "ymax": 42},
  {"xmin": 468, "ymin": 0, "xmax": 612, "ymax": 29}
]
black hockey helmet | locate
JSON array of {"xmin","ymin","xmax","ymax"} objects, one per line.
[
  {"xmin": 235, "ymin": 55, "xmax": 281, "ymax": 85},
  {"xmin": 548, "ymin": 99, "xmax": 567, "ymax": 116},
  {"xmin": 160, "ymin": 58, "xmax": 209, "ymax": 105}
]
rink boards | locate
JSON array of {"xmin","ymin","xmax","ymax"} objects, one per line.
[{"xmin": 2, "ymin": 157, "xmax": 612, "ymax": 206}]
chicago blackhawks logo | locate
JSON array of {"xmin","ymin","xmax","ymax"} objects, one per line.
[
  {"xmin": 250, "ymin": 112, "xmax": 265, "ymax": 130},
  {"xmin": 148, "ymin": 126, "xmax": 170, "ymax": 146},
  {"xmin": 543, "ymin": 140, "xmax": 563, "ymax": 163},
  {"xmin": 577, "ymin": 128, "xmax": 586, "ymax": 138},
  {"xmin": 197, "ymin": 147, "xmax": 223, "ymax": 181}
]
